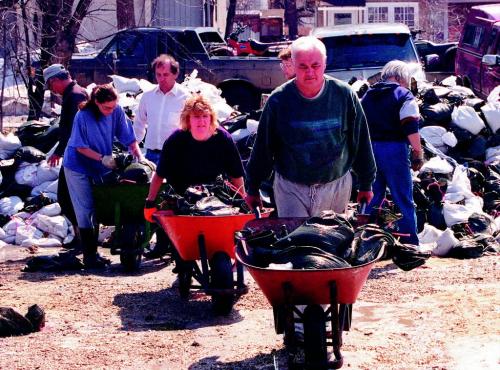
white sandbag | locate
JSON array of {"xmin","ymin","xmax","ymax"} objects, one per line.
[
  {"xmin": 15, "ymin": 224, "xmax": 43, "ymax": 245},
  {"xmin": 443, "ymin": 202, "xmax": 473, "ymax": 226},
  {"xmin": 0, "ymin": 132, "xmax": 22, "ymax": 160},
  {"xmin": 480, "ymin": 103, "xmax": 500, "ymax": 133},
  {"xmin": 447, "ymin": 165, "xmax": 474, "ymax": 198},
  {"xmin": 420, "ymin": 156, "xmax": 454, "ymax": 174},
  {"xmin": 433, "ymin": 228, "xmax": 460, "ymax": 257},
  {"xmin": 138, "ymin": 79, "xmax": 156, "ymax": 92},
  {"xmin": 485, "ymin": 145, "xmax": 500, "ymax": 164},
  {"xmin": 1, "ymin": 235, "xmax": 15, "ymax": 244},
  {"xmin": 448, "ymin": 85, "xmax": 475, "ymax": 98},
  {"xmin": 440, "ymin": 75, "xmax": 457, "ymax": 87},
  {"xmin": 420, "ymin": 126, "xmax": 447, "ymax": 148},
  {"xmin": 0, "ymin": 226, "xmax": 6, "ymax": 240},
  {"xmin": 31, "ymin": 179, "xmax": 58, "ymax": 200},
  {"xmin": 231, "ymin": 128, "xmax": 251, "ymax": 141},
  {"xmin": 12, "ymin": 211, "xmax": 32, "ymax": 220},
  {"xmin": 443, "ymin": 192, "xmax": 465, "ymax": 203},
  {"xmin": 34, "ymin": 203, "xmax": 61, "ymax": 217},
  {"xmin": 35, "ymin": 160, "xmax": 60, "ymax": 186},
  {"xmin": 118, "ymin": 93, "xmax": 138, "ymax": 109},
  {"xmin": 21, "ymin": 237, "xmax": 62, "ymax": 248},
  {"xmin": 32, "ymin": 214, "xmax": 68, "ymax": 239},
  {"xmin": 0, "ymin": 196, "xmax": 24, "ymax": 216},
  {"xmin": 2, "ymin": 217, "xmax": 26, "ymax": 237},
  {"xmin": 464, "ymin": 196, "xmax": 484, "ymax": 214},
  {"xmin": 109, "ymin": 75, "xmax": 141, "ymax": 94},
  {"xmin": 247, "ymin": 119, "xmax": 259, "ymax": 134},
  {"xmin": 487, "ymin": 85, "xmax": 500, "ymax": 103},
  {"xmin": 451, "ymin": 106, "xmax": 485, "ymax": 135},
  {"xmin": 418, "ymin": 224, "xmax": 444, "ymax": 244},
  {"xmin": 441, "ymin": 131, "xmax": 458, "ymax": 147},
  {"xmin": 14, "ymin": 162, "xmax": 38, "ymax": 186}
]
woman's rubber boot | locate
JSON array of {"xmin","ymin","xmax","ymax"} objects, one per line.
[
  {"xmin": 81, "ymin": 227, "xmax": 110, "ymax": 269},
  {"xmin": 93, "ymin": 226, "xmax": 111, "ymax": 266}
]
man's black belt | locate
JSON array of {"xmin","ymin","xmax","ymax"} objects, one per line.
[{"xmin": 147, "ymin": 149, "xmax": 162, "ymax": 153}]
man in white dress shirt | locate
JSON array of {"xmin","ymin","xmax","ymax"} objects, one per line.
[
  {"xmin": 134, "ymin": 54, "xmax": 190, "ymax": 259},
  {"xmin": 134, "ymin": 54, "xmax": 190, "ymax": 165}
]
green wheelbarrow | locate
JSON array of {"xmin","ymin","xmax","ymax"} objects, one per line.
[{"xmin": 93, "ymin": 182, "xmax": 161, "ymax": 271}]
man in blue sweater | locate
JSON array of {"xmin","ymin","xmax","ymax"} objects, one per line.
[
  {"xmin": 361, "ymin": 60, "xmax": 423, "ymax": 245},
  {"xmin": 245, "ymin": 36, "xmax": 376, "ymax": 217}
]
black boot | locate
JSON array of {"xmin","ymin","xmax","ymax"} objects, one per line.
[
  {"xmin": 81, "ymin": 227, "xmax": 110, "ymax": 269},
  {"xmin": 63, "ymin": 226, "xmax": 83, "ymax": 255}
]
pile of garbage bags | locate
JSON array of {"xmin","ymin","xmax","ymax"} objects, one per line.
[
  {"xmin": 237, "ymin": 214, "xmax": 430, "ymax": 271},
  {"xmin": 158, "ymin": 177, "xmax": 250, "ymax": 216}
]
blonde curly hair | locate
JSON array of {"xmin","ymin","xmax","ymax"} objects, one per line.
[{"xmin": 179, "ymin": 94, "xmax": 218, "ymax": 135}]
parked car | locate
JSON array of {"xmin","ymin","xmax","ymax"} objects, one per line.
[
  {"xmin": 312, "ymin": 23, "xmax": 426, "ymax": 84},
  {"xmin": 455, "ymin": 4, "xmax": 500, "ymax": 99}
]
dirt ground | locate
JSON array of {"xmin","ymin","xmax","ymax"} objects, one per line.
[{"xmin": 0, "ymin": 243, "xmax": 498, "ymax": 370}]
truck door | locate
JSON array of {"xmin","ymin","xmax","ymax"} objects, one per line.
[
  {"xmin": 113, "ymin": 31, "xmax": 150, "ymax": 79},
  {"xmin": 481, "ymin": 26, "xmax": 500, "ymax": 97}
]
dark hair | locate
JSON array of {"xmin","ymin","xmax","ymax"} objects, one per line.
[
  {"xmin": 79, "ymin": 84, "xmax": 118, "ymax": 119},
  {"xmin": 151, "ymin": 54, "xmax": 179, "ymax": 74}
]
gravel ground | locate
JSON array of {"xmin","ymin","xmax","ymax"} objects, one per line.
[{"xmin": 0, "ymin": 244, "xmax": 498, "ymax": 370}]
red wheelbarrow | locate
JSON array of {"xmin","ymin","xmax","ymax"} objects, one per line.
[
  {"xmin": 154, "ymin": 210, "xmax": 270, "ymax": 314},
  {"xmin": 235, "ymin": 217, "xmax": 384, "ymax": 369}
]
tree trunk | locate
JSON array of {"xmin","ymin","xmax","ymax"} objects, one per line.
[
  {"xmin": 225, "ymin": 0, "xmax": 237, "ymax": 40},
  {"xmin": 284, "ymin": 0, "xmax": 298, "ymax": 39},
  {"xmin": 117, "ymin": 0, "xmax": 136, "ymax": 30}
]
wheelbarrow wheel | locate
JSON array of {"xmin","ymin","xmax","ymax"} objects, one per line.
[
  {"xmin": 119, "ymin": 224, "xmax": 143, "ymax": 272},
  {"xmin": 303, "ymin": 304, "xmax": 328, "ymax": 370},
  {"xmin": 210, "ymin": 251, "xmax": 234, "ymax": 315}
]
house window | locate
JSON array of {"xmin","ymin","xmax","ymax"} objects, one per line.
[
  {"xmin": 368, "ymin": 7, "xmax": 388, "ymax": 23},
  {"xmin": 335, "ymin": 13, "xmax": 352, "ymax": 25},
  {"xmin": 394, "ymin": 6, "xmax": 415, "ymax": 28}
]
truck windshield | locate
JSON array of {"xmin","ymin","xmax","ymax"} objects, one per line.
[{"xmin": 321, "ymin": 33, "xmax": 418, "ymax": 70}]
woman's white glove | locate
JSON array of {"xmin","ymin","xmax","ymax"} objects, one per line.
[
  {"xmin": 101, "ymin": 155, "xmax": 117, "ymax": 169},
  {"xmin": 138, "ymin": 157, "xmax": 157, "ymax": 171}
]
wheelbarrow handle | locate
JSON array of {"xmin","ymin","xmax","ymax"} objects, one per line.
[{"xmin": 253, "ymin": 207, "xmax": 262, "ymax": 219}]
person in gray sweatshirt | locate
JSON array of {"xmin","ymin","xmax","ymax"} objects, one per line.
[{"xmin": 245, "ymin": 36, "xmax": 376, "ymax": 217}]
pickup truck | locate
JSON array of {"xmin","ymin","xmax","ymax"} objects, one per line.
[
  {"xmin": 68, "ymin": 27, "xmax": 287, "ymax": 111},
  {"xmin": 312, "ymin": 23, "xmax": 426, "ymax": 83}
]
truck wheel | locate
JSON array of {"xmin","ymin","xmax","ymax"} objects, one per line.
[
  {"xmin": 220, "ymin": 84, "xmax": 260, "ymax": 113},
  {"xmin": 210, "ymin": 252, "xmax": 234, "ymax": 315}
]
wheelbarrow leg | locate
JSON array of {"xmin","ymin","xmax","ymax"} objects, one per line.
[
  {"xmin": 198, "ymin": 234, "xmax": 210, "ymax": 288},
  {"xmin": 329, "ymin": 281, "xmax": 344, "ymax": 369}
]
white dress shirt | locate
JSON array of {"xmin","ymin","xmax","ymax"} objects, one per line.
[{"xmin": 133, "ymin": 83, "xmax": 190, "ymax": 150}]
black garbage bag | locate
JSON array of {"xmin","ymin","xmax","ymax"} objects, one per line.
[
  {"xmin": 22, "ymin": 252, "xmax": 84, "ymax": 272},
  {"xmin": 271, "ymin": 245, "xmax": 351, "ymax": 269},
  {"xmin": 15, "ymin": 120, "xmax": 51, "ymax": 146},
  {"xmin": 388, "ymin": 242, "xmax": 431, "ymax": 271},
  {"xmin": 120, "ymin": 161, "xmax": 155, "ymax": 184},
  {"xmin": 465, "ymin": 135, "xmax": 488, "ymax": 160},
  {"xmin": 349, "ymin": 224, "xmax": 395, "ymax": 266},
  {"xmin": 273, "ymin": 215, "xmax": 354, "ymax": 259},
  {"xmin": 22, "ymin": 194, "xmax": 55, "ymax": 213},
  {"xmin": 447, "ymin": 238, "xmax": 486, "ymax": 259},
  {"xmin": 467, "ymin": 212, "xmax": 496, "ymax": 235},
  {"xmin": 448, "ymin": 123, "xmax": 475, "ymax": 146},
  {"xmin": 0, "ymin": 305, "xmax": 45, "ymax": 337},
  {"xmin": 0, "ymin": 182, "xmax": 33, "ymax": 199},
  {"xmin": 466, "ymin": 167, "xmax": 486, "ymax": 194},
  {"xmin": 421, "ymin": 88, "xmax": 441, "ymax": 105},
  {"xmin": 14, "ymin": 146, "xmax": 46, "ymax": 164},
  {"xmin": 413, "ymin": 182, "xmax": 431, "ymax": 209},
  {"xmin": 420, "ymin": 102, "xmax": 454, "ymax": 127}
]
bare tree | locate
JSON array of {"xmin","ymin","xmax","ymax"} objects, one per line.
[
  {"xmin": 117, "ymin": 0, "xmax": 135, "ymax": 30},
  {"xmin": 225, "ymin": 0, "xmax": 237, "ymax": 39},
  {"xmin": 284, "ymin": 0, "xmax": 298, "ymax": 39}
]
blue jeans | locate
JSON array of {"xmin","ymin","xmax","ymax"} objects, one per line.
[
  {"xmin": 366, "ymin": 141, "xmax": 418, "ymax": 245},
  {"xmin": 64, "ymin": 167, "xmax": 95, "ymax": 229},
  {"xmin": 146, "ymin": 149, "xmax": 161, "ymax": 166}
]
